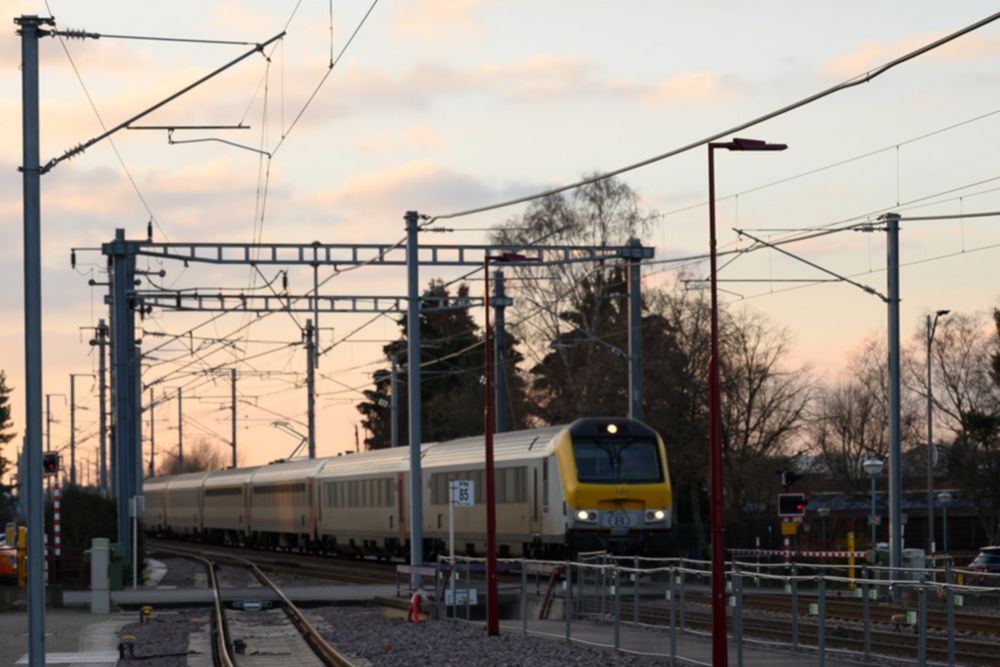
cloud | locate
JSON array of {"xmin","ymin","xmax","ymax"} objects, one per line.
[
  {"xmin": 358, "ymin": 125, "xmax": 445, "ymax": 154},
  {"xmin": 825, "ymin": 33, "xmax": 1000, "ymax": 79},
  {"xmin": 641, "ymin": 72, "xmax": 736, "ymax": 105},
  {"xmin": 391, "ymin": 0, "xmax": 484, "ymax": 41}
]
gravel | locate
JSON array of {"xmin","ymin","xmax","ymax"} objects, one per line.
[
  {"xmin": 215, "ymin": 564, "xmax": 262, "ymax": 588},
  {"xmin": 155, "ymin": 557, "xmax": 207, "ymax": 588},
  {"xmin": 117, "ymin": 608, "xmax": 208, "ymax": 667},
  {"xmin": 309, "ymin": 606, "xmax": 667, "ymax": 666}
]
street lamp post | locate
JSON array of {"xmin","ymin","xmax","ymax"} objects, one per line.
[
  {"xmin": 818, "ymin": 506, "xmax": 831, "ymax": 549},
  {"xmin": 937, "ymin": 491, "xmax": 952, "ymax": 553},
  {"xmin": 863, "ymin": 457, "xmax": 885, "ymax": 549},
  {"xmin": 483, "ymin": 251, "xmax": 535, "ymax": 637},
  {"xmin": 708, "ymin": 137, "xmax": 786, "ymax": 665},
  {"xmin": 926, "ymin": 309, "xmax": 949, "ymax": 553}
]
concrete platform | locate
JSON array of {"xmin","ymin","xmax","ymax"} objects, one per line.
[
  {"xmin": 1, "ymin": 609, "xmax": 132, "ymax": 667},
  {"xmin": 63, "ymin": 584, "xmax": 401, "ymax": 607},
  {"xmin": 495, "ymin": 617, "xmax": 863, "ymax": 666}
]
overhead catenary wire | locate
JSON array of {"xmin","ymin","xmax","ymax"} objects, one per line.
[
  {"xmin": 44, "ymin": 0, "xmax": 168, "ymax": 241},
  {"xmin": 422, "ymin": 9, "xmax": 1000, "ymax": 225}
]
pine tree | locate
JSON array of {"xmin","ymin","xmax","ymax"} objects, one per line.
[
  {"xmin": 358, "ymin": 280, "xmax": 534, "ymax": 449},
  {"xmin": 0, "ymin": 371, "xmax": 15, "ymax": 485}
]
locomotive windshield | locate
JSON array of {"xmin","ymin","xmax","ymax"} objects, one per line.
[{"xmin": 573, "ymin": 437, "xmax": 663, "ymax": 484}]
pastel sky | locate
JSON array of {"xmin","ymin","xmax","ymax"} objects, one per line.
[{"xmin": 3, "ymin": 1, "xmax": 1000, "ymax": 476}]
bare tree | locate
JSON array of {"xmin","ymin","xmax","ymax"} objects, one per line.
[
  {"xmin": 944, "ymin": 309, "xmax": 1000, "ymax": 543},
  {"xmin": 911, "ymin": 311, "xmax": 1000, "ymax": 438},
  {"xmin": 720, "ymin": 309, "xmax": 814, "ymax": 518},
  {"xmin": 491, "ymin": 176, "xmax": 655, "ymax": 373},
  {"xmin": 157, "ymin": 438, "xmax": 228, "ymax": 476},
  {"xmin": 813, "ymin": 336, "xmax": 921, "ymax": 490}
]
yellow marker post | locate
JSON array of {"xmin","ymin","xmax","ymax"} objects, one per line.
[
  {"xmin": 847, "ymin": 531, "xmax": 856, "ymax": 589},
  {"xmin": 17, "ymin": 526, "xmax": 27, "ymax": 588}
]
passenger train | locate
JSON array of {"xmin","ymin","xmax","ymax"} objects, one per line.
[{"xmin": 144, "ymin": 417, "xmax": 673, "ymax": 557}]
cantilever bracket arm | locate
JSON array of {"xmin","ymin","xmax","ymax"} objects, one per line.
[
  {"xmin": 734, "ymin": 228, "xmax": 888, "ymax": 302},
  {"xmin": 41, "ymin": 31, "xmax": 284, "ymax": 173}
]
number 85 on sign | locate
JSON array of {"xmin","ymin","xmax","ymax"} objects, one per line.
[{"xmin": 450, "ymin": 480, "xmax": 474, "ymax": 507}]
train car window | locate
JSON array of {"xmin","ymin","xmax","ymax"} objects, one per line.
[
  {"xmin": 573, "ymin": 438, "xmax": 663, "ymax": 484},
  {"xmin": 496, "ymin": 469, "xmax": 506, "ymax": 504}
]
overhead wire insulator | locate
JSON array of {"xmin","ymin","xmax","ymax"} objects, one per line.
[{"xmin": 60, "ymin": 28, "xmax": 101, "ymax": 40}]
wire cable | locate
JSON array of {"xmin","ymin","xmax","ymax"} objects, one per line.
[{"xmin": 424, "ymin": 9, "xmax": 1000, "ymax": 223}]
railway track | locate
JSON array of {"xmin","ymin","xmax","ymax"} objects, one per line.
[
  {"xmin": 630, "ymin": 599, "xmax": 1000, "ymax": 666},
  {"xmin": 148, "ymin": 538, "xmax": 397, "ymax": 585},
  {"xmin": 155, "ymin": 545, "xmax": 357, "ymax": 666},
  {"xmin": 684, "ymin": 590, "xmax": 1000, "ymax": 637}
]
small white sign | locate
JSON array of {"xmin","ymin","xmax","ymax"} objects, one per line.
[
  {"xmin": 445, "ymin": 588, "xmax": 478, "ymax": 606},
  {"xmin": 451, "ymin": 480, "xmax": 474, "ymax": 507}
]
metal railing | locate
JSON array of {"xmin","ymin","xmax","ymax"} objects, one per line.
[{"xmin": 413, "ymin": 554, "xmax": 1000, "ymax": 667}]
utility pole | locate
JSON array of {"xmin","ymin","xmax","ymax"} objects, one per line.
[
  {"xmin": 390, "ymin": 353, "xmax": 399, "ymax": 448},
  {"xmin": 148, "ymin": 387, "xmax": 155, "ymax": 478},
  {"xmin": 177, "ymin": 387, "xmax": 184, "ymax": 474},
  {"xmin": 45, "ymin": 394, "xmax": 54, "ymax": 459},
  {"xmin": 230, "ymin": 368, "xmax": 237, "ymax": 467},
  {"xmin": 305, "ymin": 320, "xmax": 316, "ymax": 459},
  {"xmin": 405, "ymin": 210, "xmax": 424, "ymax": 584},
  {"xmin": 492, "ymin": 270, "xmax": 512, "ymax": 433},
  {"xmin": 93, "ymin": 319, "xmax": 109, "ymax": 494},
  {"xmin": 627, "ymin": 237, "xmax": 644, "ymax": 422},
  {"xmin": 18, "ymin": 14, "xmax": 53, "ymax": 666},
  {"xmin": 69, "ymin": 373, "xmax": 92, "ymax": 487},
  {"xmin": 108, "ymin": 228, "xmax": 140, "ymax": 564},
  {"xmin": 885, "ymin": 212, "xmax": 903, "ymax": 591}
]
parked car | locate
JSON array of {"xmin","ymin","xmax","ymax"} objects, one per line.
[{"xmin": 970, "ymin": 546, "xmax": 1000, "ymax": 585}]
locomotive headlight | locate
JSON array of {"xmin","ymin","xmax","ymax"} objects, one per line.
[
  {"xmin": 576, "ymin": 510, "xmax": 590, "ymax": 521},
  {"xmin": 606, "ymin": 423, "xmax": 619, "ymax": 435},
  {"xmin": 654, "ymin": 510, "xmax": 666, "ymax": 521}
]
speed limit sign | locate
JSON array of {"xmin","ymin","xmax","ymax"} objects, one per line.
[{"xmin": 451, "ymin": 480, "xmax": 474, "ymax": 507}]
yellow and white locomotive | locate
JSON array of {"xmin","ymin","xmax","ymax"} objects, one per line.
[{"xmin": 145, "ymin": 417, "xmax": 672, "ymax": 557}]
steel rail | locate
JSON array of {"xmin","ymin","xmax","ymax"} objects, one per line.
[
  {"xmin": 241, "ymin": 558, "xmax": 357, "ymax": 667},
  {"xmin": 155, "ymin": 548, "xmax": 236, "ymax": 667},
  {"xmin": 154, "ymin": 543, "xmax": 355, "ymax": 666}
]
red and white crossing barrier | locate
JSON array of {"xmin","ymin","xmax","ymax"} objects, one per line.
[
  {"xmin": 731, "ymin": 548, "xmax": 867, "ymax": 559},
  {"xmin": 53, "ymin": 474, "xmax": 61, "ymax": 558}
]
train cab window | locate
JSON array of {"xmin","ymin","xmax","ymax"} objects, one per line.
[{"xmin": 573, "ymin": 438, "xmax": 663, "ymax": 484}]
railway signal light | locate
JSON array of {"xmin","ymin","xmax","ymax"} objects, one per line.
[
  {"xmin": 778, "ymin": 492, "xmax": 806, "ymax": 517},
  {"xmin": 43, "ymin": 452, "xmax": 59, "ymax": 475}
]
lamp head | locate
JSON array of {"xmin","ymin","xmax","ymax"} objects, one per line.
[
  {"xmin": 862, "ymin": 456, "xmax": 884, "ymax": 477},
  {"xmin": 937, "ymin": 490, "xmax": 953, "ymax": 504},
  {"xmin": 936, "ymin": 309, "xmax": 951, "ymax": 317},
  {"xmin": 728, "ymin": 137, "xmax": 788, "ymax": 152}
]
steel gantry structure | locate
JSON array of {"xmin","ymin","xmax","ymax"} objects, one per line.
[{"xmin": 95, "ymin": 222, "xmax": 652, "ymax": 575}]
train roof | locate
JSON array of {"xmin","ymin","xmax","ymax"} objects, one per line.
[
  {"xmin": 249, "ymin": 457, "xmax": 329, "ymax": 484},
  {"xmin": 315, "ymin": 424, "xmax": 567, "ymax": 480},
  {"xmin": 203, "ymin": 466, "xmax": 261, "ymax": 487},
  {"xmin": 162, "ymin": 471, "xmax": 212, "ymax": 491},
  {"xmin": 421, "ymin": 424, "xmax": 566, "ymax": 467},
  {"xmin": 314, "ymin": 446, "xmax": 409, "ymax": 479}
]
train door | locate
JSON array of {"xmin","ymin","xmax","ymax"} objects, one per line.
[
  {"xmin": 307, "ymin": 478, "xmax": 317, "ymax": 542},
  {"xmin": 530, "ymin": 462, "xmax": 542, "ymax": 536},
  {"xmin": 396, "ymin": 472, "xmax": 406, "ymax": 548}
]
